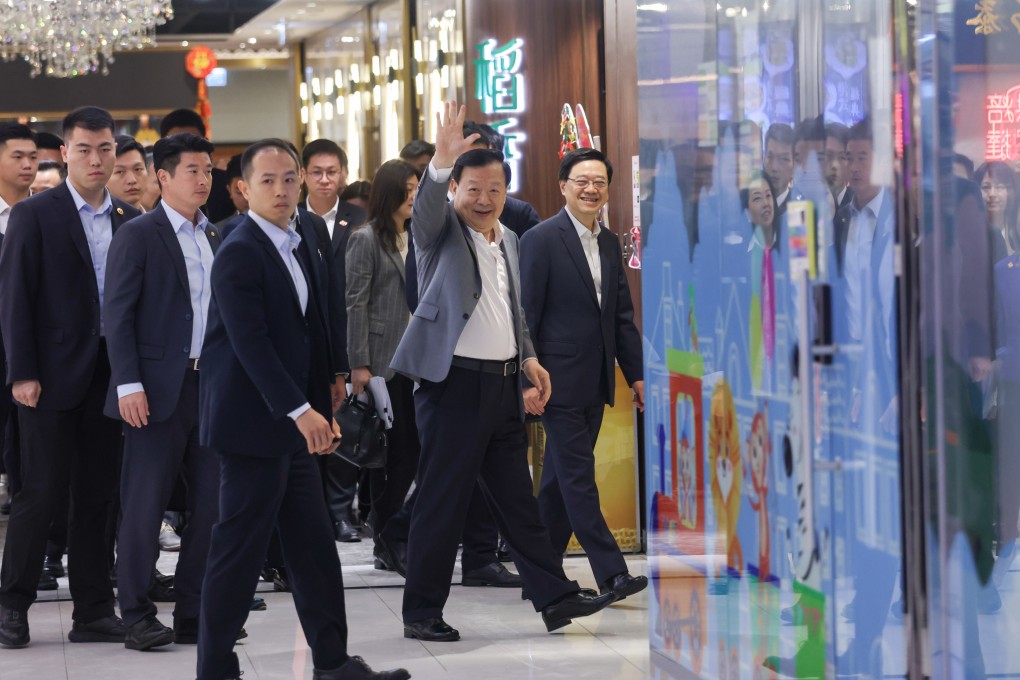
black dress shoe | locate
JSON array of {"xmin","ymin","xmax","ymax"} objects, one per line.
[
  {"xmin": 173, "ymin": 617, "xmax": 247, "ymax": 644},
  {"xmin": 0, "ymin": 606, "xmax": 29, "ymax": 648},
  {"xmin": 38, "ymin": 569, "xmax": 58, "ymax": 591},
  {"xmin": 599, "ymin": 572, "xmax": 648, "ymax": 602},
  {"xmin": 403, "ymin": 617, "xmax": 460, "ymax": 642},
  {"xmin": 149, "ymin": 575, "xmax": 175, "ymax": 602},
  {"xmin": 68, "ymin": 615, "xmax": 127, "ymax": 643},
  {"xmin": 43, "ymin": 555, "xmax": 65, "ymax": 578},
  {"xmin": 373, "ymin": 536, "xmax": 407, "ymax": 577},
  {"xmin": 496, "ymin": 536, "xmax": 512, "ymax": 563},
  {"xmin": 523, "ymin": 587, "xmax": 597, "ymax": 601},
  {"xmin": 461, "ymin": 561, "xmax": 522, "ymax": 588},
  {"xmin": 272, "ymin": 566, "xmax": 290, "ymax": 592},
  {"xmin": 124, "ymin": 614, "xmax": 175, "ymax": 651},
  {"xmin": 250, "ymin": 597, "xmax": 267, "ymax": 611},
  {"xmin": 313, "ymin": 655, "xmax": 411, "ymax": 680},
  {"xmin": 0, "ymin": 498, "xmax": 10, "ymax": 515},
  {"xmin": 335, "ymin": 519, "xmax": 362, "ymax": 543},
  {"xmin": 540, "ymin": 591, "xmax": 615, "ymax": 632}
]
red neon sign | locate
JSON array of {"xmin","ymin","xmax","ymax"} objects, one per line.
[{"xmin": 986, "ymin": 84, "xmax": 1020, "ymax": 161}]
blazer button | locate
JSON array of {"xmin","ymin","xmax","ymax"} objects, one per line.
[
  {"xmin": 462, "ymin": 313, "xmax": 470, "ymax": 320},
  {"xmin": 185, "ymin": 313, "xmax": 193, "ymax": 321},
  {"xmin": 183, "ymin": 346, "xmax": 190, "ymax": 354},
  {"xmin": 90, "ymin": 329, "xmax": 97, "ymax": 336},
  {"xmin": 92, "ymin": 296, "xmax": 99, "ymax": 304},
  {"xmin": 473, "ymin": 293, "xmax": 480, "ymax": 299}
]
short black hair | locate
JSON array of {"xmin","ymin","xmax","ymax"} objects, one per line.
[
  {"xmin": 241, "ymin": 138, "xmax": 301, "ymax": 180},
  {"xmin": 479, "ymin": 123, "xmax": 504, "ymax": 153},
  {"xmin": 452, "ymin": 148, "xmax": 508, "ymax": 184},
  {"xmin": 33, "ymin": 131, "xmax": 63, "ymax": 153},
  {"xmin": 301, "ymin": 138, "xmax": 348, "ymax": 169},
  {"xmin": 152, "ymin": 133, "xmax": 215, "ymax": 184},
  {"xmin": 825, "ymin": 122, "xmax": 849, "ymax": 149},
  {"xmin": 62, "ymin": 106, "xmax": 115, "ymax": 142},
  {"xmin": 340, "ymin": 180, "xmax": 371, "ymax": 202},
  {"xmin": 794, "ymin": 116, "xmax": 825, "ymax": 147},
  {"xmin": 953, "ymin": 152, "xmax": 975, "ymax": 180},
  {"xmin": 36, "ymin": 160, "xmax": 65, "ymax": 179},
  {"xmin": 225, "ymin": 154, "xmax": 243, "ymax": 183},
  {"xmin": 462, "ymin": 120, "xmax": 491, "ymax": 147},
  {"xmin": 399, "ymin": 139, "xmax": 435, "ymax": 159},
  {"xmin": 0, "ymin": 123, "xmax": 35, "ymax": 149},
  {"xmin": 115, "ymin": 135, "xmax": 145, "ymax": 159},
  {"xmin": 848, "ymin": 118, "xmax": 872, "ymax": 144},
  {"xmin": 159, "ymin": 108, "xmax": 206, "ymax": 138},
  {"xmin": 764, "ymin": 122, "xmax": 795, "ymax": 150},
  {"xmin": 559, "ymin": 147, "xmax": 614, "ymax": 184}
]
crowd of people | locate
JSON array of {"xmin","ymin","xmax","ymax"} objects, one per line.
[{"xmin": 0, "ymin": 99, "xmax": 647, "ymax": 680}]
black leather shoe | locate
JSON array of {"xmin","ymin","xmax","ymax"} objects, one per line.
[
  {"xmin": 496, "ymin": 536, "xmax": 512, "ymax": 563},
  {"xmin": 373, "ymin": 536, "xmax": 407, "ymax": 577},
  {"xmin": 599, "ymin": 572, "xmax": 648, "ymax": 602},
  {"xmin": 313, "ymin": 655, "xmax": 411, "ymax": 679},
  {"xmin": 0, "ymin": 498, "xmax": 10, "ymax": 515},
  {"xmin": 250, "ymin": 597, "xmax": 267, "ymax": 611},
  {"xmin": 173, "ymin": 617, "xmax": 247, "ymax": 644},
  {"xmin": 43, "ymin": 555, "xmax": 65, "ymax": 578},
  {"xmin": 523, "ymin": 587, "xmax": 597, "ymax": 601},
  {"xmin": 0, "ymin": 606, "xmax": 29, "ymax": 648},
  {"xmin": 462, "ymin": 561, "xmax": 522, "ymax": 588},
  {"xmin": 272, "ymin": 567, "xmax": 290, "ymax": 592},
  {"xmin": 403, "ymin": 617, "xmax": 460, "ymax": 642},
  {"xmin": 68, "ymin": 615, "xmax": 127, "ymax": 643},
  {"xmin": 540, "ymin": 591, "xmax": 615, "ymax": 632},
  {"xmin": 335, "ymin": 519, "xmax": 361, "ymax": 543},
  {"xmin": 38, "ymin": 569, "xmax": 58, "ymax": 591},
  {"xmin": 124, "ymin": 615, "xmax": 174, "ymax": 651}
]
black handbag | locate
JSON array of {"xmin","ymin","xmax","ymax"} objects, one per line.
[{"xmin": 334, "ymin": 392, "xmax": 388, "ymax": 468}]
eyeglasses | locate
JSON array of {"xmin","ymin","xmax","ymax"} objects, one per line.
[
  {"xmin": 566, "ymin": 177, "xmax": 608, "ymax": 190},
  {"xmin": 308, "ymin": 169, "xmax": 342, "ymax": 180}
]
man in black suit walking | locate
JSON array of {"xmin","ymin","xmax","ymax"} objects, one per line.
[
  {"xmin": 196, "ymin": 139, "xmax": 408, "ymax": 680},
  {"xmin": 520, "ymin": 148, "xmax": 647, "ymax": 601},
  {"xmin": 301, "ymin": 138, "xmax": 367, "ymax": 543},
  {"xmin": 0, "ymin": 106, "xmax": 140, "ymax": 647},
  {"xmin": 104, "ymin": 133, "xmax": 223, "ymax": 650}
]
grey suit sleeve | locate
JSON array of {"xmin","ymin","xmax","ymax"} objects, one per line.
[
  {"xmin": 345, "ymin": 228, "xmax": 376, "ymax": 371},
  {"xmin": 411, "ymin": 164, "xmax": 453, "ymax": 252}
]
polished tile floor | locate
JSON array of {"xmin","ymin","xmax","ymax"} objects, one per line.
[{"xmin": 0, "ymin": 516, "xmax": 650, "ymax": 680}]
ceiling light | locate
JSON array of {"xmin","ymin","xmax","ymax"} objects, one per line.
[
  {"xmin": 637, "ymin": 2, "xmax": 667, "ymax": 10},
  {"xmin": 181, "ymin": 40, "xmax": 189, "ymax": 47},
  {"xmin": 247, "ymin": 37, "xmax": 257, "ymax": 44}
]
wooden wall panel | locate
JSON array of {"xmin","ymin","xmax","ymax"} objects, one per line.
[{"xmin": 463, "ymin": 0, "xmax": 603, "ymax": 222}]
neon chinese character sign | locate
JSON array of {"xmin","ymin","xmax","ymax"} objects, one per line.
[
  {"xmin": 985, "ymin": 84, "xmax": 1020, "ymax": 161},
  {"xmin": 474, "ymin": 38, "xmax": 526, "ymax": 193}
]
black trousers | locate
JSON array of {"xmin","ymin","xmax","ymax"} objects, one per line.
[
  {"xmin": 118, "ymin": 370, "xmax": 219, "ymax": 626},
  {"xmin": 402, "ymin": 365, "xmax": 578, "ymax": 623},
  {"xmin": 383, "ymin": 481, "xmax": 501, "ymax": 571},
  {"xmin": 0, "ymin": 347, "xmax": 121, "ymax": 622},
  {"xmin": 538, "ymin": 402, "xmax": 627, "ymax": 586},
  {"xmin": 322, "ymin": 449, "xmax": 359, "ymax": 524},
  {"xmin": 198, "ymin": 447, "xmax": 349, "ymax": 680},
  {"xmin": 368, "ymin": 374, "xmax": 419, "ymax": 545}
]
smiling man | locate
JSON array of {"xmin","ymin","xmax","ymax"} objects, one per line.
[{"xmin": 0, "ymin": 106, "xmax": 140, "ymax": 648}]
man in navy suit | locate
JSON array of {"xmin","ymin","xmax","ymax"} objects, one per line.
[
  {"xmin": 390, "ymin": 102, "xmax": 613, "ymax": 642},
  {"xmin": 0, "ymin": 107, "xmax": 140, "ymax": 648},
  {"xmin": 196, "ymin": 139, "xmax": 408, "ymax": 680},
  {"xmin": 519, "ymin": 148, "xmax": 647, "ymax": 601},
  {"xmin": 301, "ymin": 138, "xmax": 367, "ymax": 543},
  {"xmin": 103, "ymin": 133, "xmax": 223, "ymax": 650}
]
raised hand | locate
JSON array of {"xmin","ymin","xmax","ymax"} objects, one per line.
[{"xmin": 432, "ymin": 100, "xmax": 482, "ymax": 169}]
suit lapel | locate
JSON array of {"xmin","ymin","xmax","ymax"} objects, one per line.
[
  {"xmin": 598, "ymin": 229, "xmax": 614, "ymax": 313},
  {"xmin": 53, "ymin": 184, "xmax": 96, "ymax": 276},
  {"xmin": 152, "ymin": 206, "xmax": 192, "ymax": 300},
  {"xmin": 556, "ymin": 209, "xmax": 600, "ymax": 309},
  {"xmin": 110, "ymin": 200, "xmax": 131, "ymax": 233},
  {"xmin": 205, "ymin": 223, "xmax": 222, "ymax": 255},
  {"xmin": 384, "ymin": 246, "xmax": 406, "ymax": 284},
  {"xmin": 247, "ymin": 218, "xmax": 304, "ymax": 315}
]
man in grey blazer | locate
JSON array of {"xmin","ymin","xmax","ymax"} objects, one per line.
[{"xmin": 390, "ymin": 101, "xmax": 614, "ymax": 642}]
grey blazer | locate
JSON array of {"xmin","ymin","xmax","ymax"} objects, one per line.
[
  {"xmin": 389, "ymin": 167, "xmax": 537, "ymax": 416},
  {"xmin": 345, "ymin": 222, "xmax": 409, "ymax": 381}
]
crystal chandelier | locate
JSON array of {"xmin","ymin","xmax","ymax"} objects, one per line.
[{"xmin": 0, "ymin": 0, "xmax": 174, "ymax": 78}]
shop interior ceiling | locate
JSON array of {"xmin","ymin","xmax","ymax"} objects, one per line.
[{"xmin": 155, "ymin": 0, "xmax": 373, "ymax": 53}]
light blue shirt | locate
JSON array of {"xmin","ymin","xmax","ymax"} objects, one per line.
[
  {"xmin": 117, "ymin": 202, "xmax": 216, "ymax": 399},
  {"xmin": 249, "ymin": 210, "xmax": 312, "ymax": 421},
  {"xmin": 66, "ymin": 179, "xmax": 113, "ymax": 335}
]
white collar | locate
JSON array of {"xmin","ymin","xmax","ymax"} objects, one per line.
[
  {"xmin": 467, "ymin": 222, "xmax": 505, "ymax": 246},
  {"xmin": 305, "ymin": 197, "xmax": 339, "ymax": 220},
  {"xmin": 161, "ymin": 199, "xmax": 208, "ymax": 233},
  {"xmin": 66, "ymin": 178, "xmax": 112, "ymax": 215},
  {"xmin": 249, "ymin": 210, "xmax": 300, "ymax": 251},
  {"xmin": 565, "ymin": 208, "xmax": 601, "ymax": 239}
]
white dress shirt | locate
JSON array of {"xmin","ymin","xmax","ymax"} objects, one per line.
[
  {"xmin": 117, "ymin": 201, "xmax": 215, "ymax": 399},
  {"xmin": 249, "ymin": 211, "xmax": 312, "ymax": 421},
  {"xmin": 565, "ymin": 209, "xmax": 603, "ymax": 307},
  {"xmin": 66, "ymin": 180, "xmax": 114, "ymax": 336},
  {"xmin": 844, "ymin": 189, "xmax": 885, "ymax": 342},
  {"xmin": 305, "ymin": 198, "xmax": 339, "ymax": 239},
  {"xmin": 0, "ymin": 194, "xmax": 11, "ymax": 236}
]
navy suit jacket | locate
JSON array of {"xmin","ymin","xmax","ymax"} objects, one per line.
[
  {"xmin": 0, "ymin": 182, "xmax": 139, "ymax": 410},
  {"xmin": 199, "ymin": 214, "xmax": 334, "ymax": 457},
  {"xmin": 102, "ymin": 204, "xmax": 222, "ymax": 422},
  {"xmin": 519, "ymin": 208, "xmax": 643, "ymax": 408}
]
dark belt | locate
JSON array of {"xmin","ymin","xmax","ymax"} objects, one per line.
[
  {"xmin": 450, "ymin": 355, "xmax": 518, "ymax": 376},
  {"xmin": 186, "ymin": 357, "xmax": 200, "ymax": 371}
]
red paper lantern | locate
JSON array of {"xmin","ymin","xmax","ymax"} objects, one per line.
[{"xmin": 185, "ymin": 46, "xmax": 217, "ymax": 80}]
